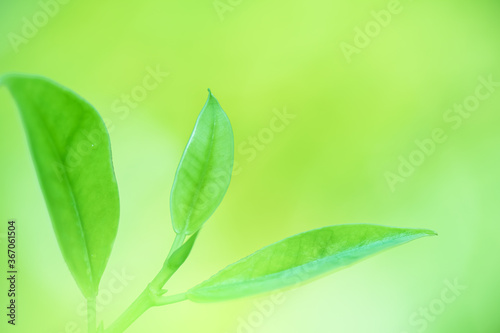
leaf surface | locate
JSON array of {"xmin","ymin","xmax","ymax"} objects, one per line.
[
  {"xmin": 170, "ymin": 90, "xmax": 233, "ymax": 235},
  {"xmin": 2, "ymin": 74, "xmax": 119, "ymax": 298},
  {"xmin": 187, "ymin": 224, "xmax": 436, "ymax": 302}
]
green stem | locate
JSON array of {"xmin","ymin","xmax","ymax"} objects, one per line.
[
  {"xmin": 150, "ymin": 233, "xmax": 186, "ymax": 290},
  {"xmin": 104, "ymin": 233, "xmax": 187, "ymax": 333},
  {"xmin": 154, "ymin": 292, "xmax": 188, "ymax": 306},
  {"xmin": 104, "ymin": 287, "xmax": 153, "ymax": 333},
  {"xmin": 87, "ymin": 296, "xmax": 97, "ymax": 333}
]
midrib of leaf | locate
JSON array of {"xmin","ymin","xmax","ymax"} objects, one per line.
[
  {"xmin": 27, "ymin": 97, "xmax": 95, "ymax": 292},
  {"xmin": 182, "ymin": 109, "xmax": 218, "ymax": 233}
]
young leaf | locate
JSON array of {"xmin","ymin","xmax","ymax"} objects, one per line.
[
  {"xmin": 167, "ymin": 231, "xmax": 199, "ymax": 271},
  {"xmin": 1, "ymin": 74, "xmax": 120, "ymax": 298},
  {"xmin": 187, "ymin": 224, "xmax": 436, "ymax": 302},
  {"xmin": 170, "ymin": 90, "xmax": 234, "ymax": 235}
]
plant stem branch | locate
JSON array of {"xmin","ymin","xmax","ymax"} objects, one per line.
[
  {"xmin": 154, "ymin": 292, "xmax": 188, "ymax": 306},
  {"xmin": 150, "ymin": 233, "xmax": 186, "ymax": 290},
  {"xmin": 104, "ymin": 233, "xmax": 187, "ymax": 333},
  {"xmin": 104, "ymin": 287, "xmax": 153, "ymax": 333},
  {"xmin": 87, "ymin": 296, "xmax": 97, "ymax": 333}
]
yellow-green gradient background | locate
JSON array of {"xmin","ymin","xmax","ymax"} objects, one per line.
[{"xmin": 1, "ymin": 0, "xmax": 499, "ymax": 332}]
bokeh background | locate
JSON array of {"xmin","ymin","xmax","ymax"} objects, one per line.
[{"xmin": 1, "ymin": 0, "xmax": 499, "ymax": 332}]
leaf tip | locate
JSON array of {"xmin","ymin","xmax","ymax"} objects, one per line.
[
  {"xmin": 428, "ymin": 229, "xmax": 438, "ymax": 237},
  {"xmin": 207, "ymin": 88, "xmax": 216, "ymax": 100},
  {"xmin": 413, "ymin": 228, "xmax": 438, "ymax": 239},
  {"xmin": 206, "ymin": 88, "xmax": 216, "ymax": 103}
]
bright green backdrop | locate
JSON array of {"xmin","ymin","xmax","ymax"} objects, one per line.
[{"xmin": 1, "ymin": 0, "xmax": 499, "ymax": 332}]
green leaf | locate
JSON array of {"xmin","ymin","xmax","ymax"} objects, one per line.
[
  {"xmin": 187, "ymin": 224, "xmax": 436, "ymax": 302},
  {"xmin": 170, "ymin": 90, "xmax": 234, "ymax": 235},
  {"xmin": 2, "ymin": 74, "xmax": 119, "ymax": 298}
]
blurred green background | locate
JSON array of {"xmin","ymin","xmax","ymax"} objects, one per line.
[{"xmin": 1, "ymin": 0, "xmax": 499, "ymax": 332}]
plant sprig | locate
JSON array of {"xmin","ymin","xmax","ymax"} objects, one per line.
[{"xmin": 1, "ymin": 73, "xmax": 437, "ymax": 333}]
